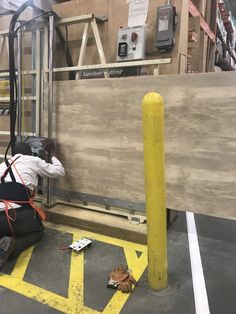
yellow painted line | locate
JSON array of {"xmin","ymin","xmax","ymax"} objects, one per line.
[
  {"xmin": 103, "ymin": 247, "xmax": 147, "ymax": 314},
  {"xmin": 0, "ymin": 223, "xmax": 147, "ymax": 314},
  {"xmin": 68, "ymin": 250, "xmax": 84, "ymax": 304},
  {"xmin": 67, "ymin": 232, "xmax": 100, "ymax": 313},
  {"xmin": 123, "ymin": 247, "xmax": 147, "ymax": 279},
  {"xmin": 0, "ymin": 273, "xmax": 72, "ymax": 313},
  {"xmin": 46, "ymin": 222, "xmax": 147, "ymax": 252},
  {"xmin": 11, "ymin": 246, "xmax": 34, "ymax": 280}
]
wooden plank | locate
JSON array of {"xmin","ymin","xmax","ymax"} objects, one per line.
[
  {"xmin": 178, "ymin": 0, "xmax": 189, "ymax": 74},
  {"xmin": 50, "ymin": 58, "xmax": 171, "ymax": 73},
  {"xmin": 53, "ymin": 0, "xmax": 110, "ymax": 69},
  {"xmin": 189, "ymin": 0, "xmax": 216, "ymax": 43},
  {"xmin": 54, "ymin": 72, "xmax": 236, "ymax": 219},
  {"xmin": 77, "ymin": 22, "xmax": 90, "ymax": 67},
  {"xmin": 57, "ymin": 14, "xmax": 94, "ymax": 26},
  {"xmin": 188, "ymin": 16, "xmax": 201, "ymax": 72}
]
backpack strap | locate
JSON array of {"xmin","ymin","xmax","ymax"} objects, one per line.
[
  {"xmin": 1, "ymin": 156, "xmax": 20, "ymax": 184},
  {"xmin": 12, "ymin": 162, "xmax": 46, "ymax": 221}
]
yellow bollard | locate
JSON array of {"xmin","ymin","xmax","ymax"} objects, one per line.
[{"xmin": 142, "ymin": 92, "xmax": 168, "ymax": 290}]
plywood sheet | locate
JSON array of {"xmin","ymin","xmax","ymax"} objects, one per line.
[
  {"xmin": 52, "ymin": 0, "xmax": 186, "ymax": 75},
  {"xmin": 0, "ymin": 0, "xmax": 188, "ymax": 76},
  {"xmin": 54, "ymin": 72, "xmax": 236, "ymax": 218}
]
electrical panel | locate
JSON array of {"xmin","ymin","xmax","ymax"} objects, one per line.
[
  {"xmin": 117, "ymin": 25, "xmax": 146, "ymax": 62},
  {"xmin": 156, "ymin": 4, "xmax": 177, "ymax": 52}
]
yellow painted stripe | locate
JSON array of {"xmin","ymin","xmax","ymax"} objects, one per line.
[
  {"xmin": 103, "ymin": 248, "xmax": 147, "ymax": 314},
  {"xmin": 46, "ymin": 222, "xmax": 146, "ymax": 252},
  {"xmin": 68, "ymin": 233, "xmax": 85, "ymax": 313},
  {"xmin": 123, "ymin": 247, "xmax": 147, "ymax": 280},
  {"xmin": 0, "ymin": 274, "xmax": 71, "ymax": 313},
  {"xmin": 102, "ymin": 291, "xmax": 131, "ymax": 314},
  {"xmin": 11, "ymin": 246, "xmax": 34, "ymax": 280},
  {"xmin": 67, "ymin": 231, "xmax": 100, "ymax": 313},
  {"xmin": 0, "ymin": 224, "xmax": 147, "ymax": 314},
  {"xmin": 0, "ymin": 272, "xmax": 99, "ymax": 314}
]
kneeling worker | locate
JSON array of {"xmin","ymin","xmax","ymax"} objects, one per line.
[{"xmin": 0, "ymin": 139, "xmax": 65, "ymax": 269}]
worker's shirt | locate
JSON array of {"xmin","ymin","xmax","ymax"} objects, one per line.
[{"xmin": 0, "ymin": 154, "xmax": 65, "ymax": 210}]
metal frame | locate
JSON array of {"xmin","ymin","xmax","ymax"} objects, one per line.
[
  {"xmin": 0, "ymin": 13, "xmax": 172, "ymax": 220},
  {"xmin": 46, "ymin": 15, "xmax": 55, "ymax": 206},
  {"xmin": 35, "ymin": 28, "xmax": 41, "ymax": 135}
]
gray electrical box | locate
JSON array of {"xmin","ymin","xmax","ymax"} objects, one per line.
[
  {"xmin": 156, "ymin": 4, "xmax": 177, "ymax": 52},
  {"xmin": 117, "ymin": 25, "xmax": 146, "ymax": 62}
]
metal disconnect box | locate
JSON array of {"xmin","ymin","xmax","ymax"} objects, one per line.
[{"xmin": 116, "ymin": 25, "xmax": 146, "ymax": 62}]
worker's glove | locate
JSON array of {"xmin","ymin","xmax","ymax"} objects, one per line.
[
  {"xmin": 43, "ymin": 138, "xmax": 56, "ymax": 155},
  {"xmin": 107, "ymin": 265, "xmax": 138, "ymax": 293}
]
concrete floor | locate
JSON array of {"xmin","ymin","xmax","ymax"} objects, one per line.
[{"xmin": 0, "ymin": 212, "xmax": 236, "ymax": 314}]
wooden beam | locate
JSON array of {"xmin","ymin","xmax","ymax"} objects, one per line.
[
  {"xmin": 46, "ymin": 58, "xmax": 172, "ymax": 73},
  {"xmin": 189, "ymin": 0, "xmax": 216, "ymax": 43},
  {"xmin": 57, "ymin": 14, "xmax": 94, "ymax": 27}
]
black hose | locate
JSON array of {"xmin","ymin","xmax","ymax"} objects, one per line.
[
  {"xmin": 6, "ymin": 0, "xmax": 34, "ymax": 159},
  {"xmin": 55, "ymin": 27, "xmax": 75, "ymax": 80},
  {"xmin": 5, "ymin": 2, "xmax": 75, "ymax": 159},
  {"xmin": 30, "ymin": 4, "xmax": 75, "ymax": 79}
]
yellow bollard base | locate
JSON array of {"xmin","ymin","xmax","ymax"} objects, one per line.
[{"xmin": 148, "ymin": 273, "xmax": 168, "ymax": 291}]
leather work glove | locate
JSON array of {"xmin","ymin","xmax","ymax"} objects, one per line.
[
  {"xmin": 43, "ymin": 138, "xmax": 56, "ymax": 156},
  {"xmin": 107, "ymin": 265, "xmax": 138, "ymax": 293}
]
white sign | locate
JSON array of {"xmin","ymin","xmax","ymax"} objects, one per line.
[
  {"xmin": 159, "ymin": 17, "xmax": 169, "ymax": 32},
  {"xmin": 128, "ymin": 0, "xmax": 149, "ymax": 27},
  {"xmin": 69, "ymin": 238, "xmax": 92, "ymax": 252}
]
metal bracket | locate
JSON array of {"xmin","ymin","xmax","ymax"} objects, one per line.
[
  {"xmin": 95, "ymin": 16, "xmax": 108, "ymax": 23},
  {"xmin": 127, "ymin": 215, "xmax": 146, "ymax": 225}
]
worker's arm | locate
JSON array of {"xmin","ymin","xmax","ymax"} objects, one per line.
[{"xmin": 36, "ymin": 156, "xmax": 65, "ymax": 178}]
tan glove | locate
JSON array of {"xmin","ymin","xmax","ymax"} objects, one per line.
[
  {"xmin": 43, "ymin": 138, "xmax": 56, "ymax": 156},
  {"xmin": 107, "ymin": 265, "xmax": 138, "ymax": 293},
  {"xmin": 117, "ymin": 273, "xmax": 138, "ymax": 293}
]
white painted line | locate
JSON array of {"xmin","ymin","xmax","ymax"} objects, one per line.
[{"xmin": 186, "ymin": 212, "xmax": 210, "ymax": 314}]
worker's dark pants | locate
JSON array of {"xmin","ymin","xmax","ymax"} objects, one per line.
[{"xmin": 0, "ymin": 207, "xmax": 44, "ymax": 260}]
